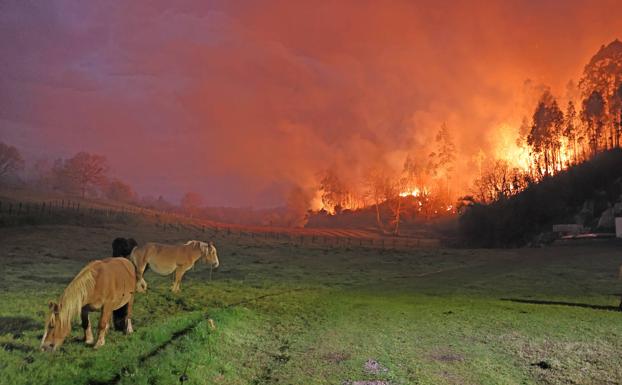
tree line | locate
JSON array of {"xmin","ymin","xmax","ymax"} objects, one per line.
[{"xmin": 469, "ymin": 39, "xmax": 622, "ymax": 205}]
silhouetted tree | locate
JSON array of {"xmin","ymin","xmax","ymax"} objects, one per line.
[
  {"xmin": 579, "ymin": 39, "xmax": 622, "ymax": 148},
  {"xmin": 563, "ymin": 101, "xmax": 578, "ymax": 164},
  {"xmin": 528, "ymin": 91, "xmax": 563, "ymax": 176},
  {"xmin": 582, "ymin": 90, "xmax": 606, "ymax": 155},
  {"xmin": 0, "ymin": 142, "xmax": 24, "ymax": 178}
]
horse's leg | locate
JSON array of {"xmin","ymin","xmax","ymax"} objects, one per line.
[
  {"xmin": 135, "ymin": 250, "xmax": 149, "ymax": 293},
  {"xmin": 81, "ymin": 306, "xmax": 94, "ymax": 345},
  {"xmin": 125, "ymin": 296, "xmax": 134, "ymax": 334},
  {"xmin": 172, "ymin": 265, "xmax": 192, "ymax": 293},
  {"xmin": 94, "ymin": 304, "xmax": 113, "ymax": 349},
  {"xmin": 112, "ymin": 304, "xmax": 128, "ymax": 331}
]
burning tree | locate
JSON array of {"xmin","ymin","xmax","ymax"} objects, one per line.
[
  {"xmin": 472, "ymin": 159, "xmax": 527, "ymax": 203},
  {"xmin": 318, "ymin": 169, "xmax": 360, "ymax": 213}
]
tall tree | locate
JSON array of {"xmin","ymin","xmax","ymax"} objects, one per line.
[
  {"xmin": 563, "ymin": 101, "xmax": 578, "ymax": 164},
  {"xmin": 581, "ymin": 90, "xmax": 606, "ymax": 155},
  {"xmin": 364, "ymin": 167, "xmax": 389, "ymax": 232},
  {"xmin": 429, "ymin": 123, "xmax": 456, "ymax": 201},
  {"xmin": 527, "ymin": 91, "xmax": 563, "ymax": 176},
  {"xmin": 614, "ymin": 83, "xmax": 622, "ymax": 147},
  {"xmin": 579, "ymin": 39, "xmax": 622, "ymax": 147},
  {"xmin": 0, "ymin": 142, "xmax": 24, "ymax": 178}
]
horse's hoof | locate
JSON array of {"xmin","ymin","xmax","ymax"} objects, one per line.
[{"xmin": 85, "ymin": 339, "xmax": 94, "ymax": 345}]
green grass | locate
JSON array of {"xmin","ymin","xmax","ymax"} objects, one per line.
[{"xmin": 1, "ymin": 224, "xmax": 622, "ymax": 384}]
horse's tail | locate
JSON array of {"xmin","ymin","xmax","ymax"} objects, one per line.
[
  {"xmin": 129, "ymin": 246, "xmax": 140, "ymax": 267},
  {"xmin": 129, "ymin": 246, "xmax": 148, "ymax": 293}
]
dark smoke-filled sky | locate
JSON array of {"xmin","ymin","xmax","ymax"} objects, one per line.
[{"xmin": 1, "ymin": 0, "xmax": 620, "ymax": 207}]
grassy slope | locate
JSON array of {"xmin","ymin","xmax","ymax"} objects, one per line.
[{"xmin": 1, "ymin": 224, "xmax": 622, "ymax": 385}]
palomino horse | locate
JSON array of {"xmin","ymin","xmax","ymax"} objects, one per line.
[
  {"xmin": 41, "ymin": 258, "xmax": 136, "ymax": 351},
  {"xmin": 130, "ymin": 240, "xmax": 219, "ymax": 293}
]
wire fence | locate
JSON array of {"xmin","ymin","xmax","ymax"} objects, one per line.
[{"xmin": 0, "ymin": 198, "xmax": 440, "ymax": 251}]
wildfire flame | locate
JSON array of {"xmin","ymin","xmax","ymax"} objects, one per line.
[{"xmin": 399, "ymin": 187, "xmax": 429, "ymax": 198}]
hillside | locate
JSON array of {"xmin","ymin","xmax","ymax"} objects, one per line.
[{"xmin": 459, "ymin": 149, "xmax": 622, "ymax": 247}]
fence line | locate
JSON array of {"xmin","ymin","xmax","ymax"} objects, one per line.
[{"xmin": 0, "ymin": 198, "xmax": 438, "ymax": 251}]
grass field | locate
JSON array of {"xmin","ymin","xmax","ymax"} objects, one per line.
[{"xmin": 1, "ymin": 223, "xmax": 622, "ymax": 385}]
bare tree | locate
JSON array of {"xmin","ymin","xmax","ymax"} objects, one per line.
[
  {"xmin": 0, "ymin": 142, "xmax": 24, "ymax": 178},
  {"xmin": 364, "ymin": 167, "xmax": 388, "ymax": 232}
]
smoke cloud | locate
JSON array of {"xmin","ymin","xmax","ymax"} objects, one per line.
[{"xmin": 1, "ymin": 0, "xmax": 620, "ymax": 206}]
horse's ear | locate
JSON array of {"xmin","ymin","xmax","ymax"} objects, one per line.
[{"xmin": 209, "ymin": 241, "xmax": 215, "ymax": 247}]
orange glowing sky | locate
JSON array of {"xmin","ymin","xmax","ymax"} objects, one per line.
[{"xmin": 1, "ymin": 0, "xmax": 620, "ymax": 206}]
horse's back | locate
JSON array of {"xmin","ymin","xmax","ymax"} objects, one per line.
[
  {"xmin": 89, "ymin": 258, "xmax": 136, "ymax": 309},
  {"xmin": 136, "ymin": 242, "xmax": 196, "ymax": 276}
]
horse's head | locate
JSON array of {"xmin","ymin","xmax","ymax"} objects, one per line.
[
  {"xmin": 200, "ymin": 241, "xmax": 219, "ymax": 270},
  {"xmin": 41, "ymin": 302, "xmax": 70, "ymax": 352}
]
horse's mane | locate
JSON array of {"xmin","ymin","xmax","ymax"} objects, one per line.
[
  {"xmin": 58, "ymin": 263, "xmax": 96, "ymax": 329},
  {"xmin": 184, "ymin": 240, "xmax": 208, "ymax": 248}
]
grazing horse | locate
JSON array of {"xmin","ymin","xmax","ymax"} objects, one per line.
[
  {"xmin": 112, "ymin": 237, "xmax": 138, "ymax": 257},
  {"xmin": 130, "ymin": 241, "xmax": 219, "ymax": 293},
  {"xmin": 41, "ymin": 258, "xmax": 136, "ymax": 351}
]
